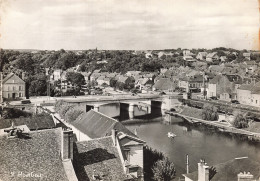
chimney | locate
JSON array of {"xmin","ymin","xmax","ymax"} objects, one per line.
[
  {"xmin": 237, "ymin": 172, "xmax": 254, "ymax": 181},
  {"xmin": 21, "ymin": 72, "xmax": 25, "ymax": 80},
  {"xmin": 111, "ymin": 128, "xmax": 117, "ymax": 146},
  {"xmin": 198, "ymin": 159, "xmax": 209, "ymax": 181},
  {"xmin": 61, "ymin": 128, "xmax": 73, "ymax": 161}
]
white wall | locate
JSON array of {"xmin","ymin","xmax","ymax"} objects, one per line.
[
  {"xmin": 70, "ymin": 125, "xmax": 91, "ymax": 142},
  {"xmin": 129, "ymin": 145, "xmax": 144, "ymax": 168},
  {"xmin": 251, "ymin": 94, "xmax": 260, "ymax": 107},
  {"xmin": 207, "ymin": 84, "xmax": 216, "ymax": 97},
  {"xmin": 237, "ymin": 89, "xmax": 251, "ymax": 105}
]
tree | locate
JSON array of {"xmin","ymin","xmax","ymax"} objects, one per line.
[
  {"xmin": 65, "ymin": 108, "xmax": 84, "ymax": 123},
  {"xmin": 110, "ymin": 78, "xmax": 117, "ymax": 87},
  {"xmin": 152, "ymin": 157, "xmax": 176, "ymax": 181},
  {"xmin": 54, "ymin": 100, "xmax": 65, "ymax": 112},
  {"xmin": 66, "ymin": 72, "xmax": 85, "ymax": 89},
  {"xmin": 116, "ymin": 82, "xmax": 125, "ymax": 90},
  {"xmin": 144, "ymin": 146, "xmax": 164, "ymax": 180},
  {"xmin": 2, "ymin": 108, "xmax": 32, "ymax": 119},
  {"xmin": 59, "ymin": 104, "xmax": 74, "ymax": 119},
  {"xmin": 233, "ymin": 112, "xmax": 249, "ymax": 128},
  {"xmin": 28, "ymin": 75, "xmax": 48, "ymax": 96},
  {"xmin": 202, "ymin": 104, "xmax": 218, "ymax": 121}
]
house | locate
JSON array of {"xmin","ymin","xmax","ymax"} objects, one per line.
[
  {"xmin": 220, "ymin": 56, "xmax": 227, "ymax": 62},
  {"xmin": 153, "ymin": 78, "xmax": 176, "ymax": 92},
  {"xmin": 207, "ymin": 74, "xmax": 242, "ymax": 101},
  {"xmin": 0, "ymin": 127, "xmax": 77, "ymax": 181},
  {"xmin": 73, "ymin": 136, "xmax": 129, "ymax": 181},
  {"xmin": 251, "ymin": 83, "xmax": 260, "ymax": 107},
  {"xmin": 80, "ymin": 71, "xmax": 92, "ymax": 82},
  {"xmin": 183, "ymin": 50, "xmax": 191, "ymax": 56},
  {"xmin": 116, "ymin": 75, "xmax": 133, "ymax": 85},
  {"xmin": 206, "ymin": 52, "xmax": 219, "ymax": 62},
  {"xmin": 135, "ymin": 78, "xmax": 154, "ymax": 90},
  {"xmin": 0, "ymin": 116, "xmax": 56, "ymax": 131},
  {"xmin": 179, "ymin": 75, "xmax": 206, "ymax": 93},
  {"xmin": 2, "ymin": 73, "xmax": 26, "ymax": 100},
  {"xmin": 96, "ymin": 76, "xmax": 111, "ymax": 86},
  {"xmin": 237, "ymin": 84, "xmax": 253, "ymax": 105},
  {"xmin": 183, "ymin": 55, "xmax": 194, "ymax": 61},
  {"xmin": 183, "ymin": 158, "xmax": 260, "ymax": 181},
  {"xmin": 237, "ymin": 82, "xmax": 260, "ymax": 107},
  {"xmin": 70, "ymin": 110, "xmax": 145, "ymax": 179},
  {"xmin": 141, "ymin": 72, "xmax": 157, "ymax": 81},
  {"xmin": 145, "ymin": 51, "xmax": 153, "ymax": 59},
  {"xmin": 243, "ymin": 52, "xmax": 251, "ymax": 60},
  {"xmin": 196, "ymin": 52, "xmax": 208, "ymax": 60},
  {"xmin": 157, "ymin": 51, "xmax": 174, "ymax": 59},
  {"xmin": 50, "ymin": 69, "xmax": 62, "ymax": 81},
  {"xmin": 126, "ymin": 71, "xmax": 141, "ymax": 77},
  {"xmin": 244, "ymin": 61, "xmax": 258, "ymax": 73},
  {"xmin": 208, "ymin": 65, "xmax": 225, "ymax": 74}
]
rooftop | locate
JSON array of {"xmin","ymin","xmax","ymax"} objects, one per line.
[
  {"xmin": 0, "ymin": 115, "xmax": 56, "ymax": 130},
  {"xmin": 153, "ymin": 78, "xmax": 176, "ymax": 90},
  {"xmin": 73, "ymin": 136, "xmax": 127, "ymax": 181},
  {"xmin": 183, "ymin": 158, "xmax": 260, "ymax": 181},
  {"xmin": 71, "ymin": 110, "xmax": 136, "ymax": 139},
  {"xmin": 0, "ymin": 128, "xmax": 68, "ymax": 181}
]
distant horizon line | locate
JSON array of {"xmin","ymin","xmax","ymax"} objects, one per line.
[{"xmin": 2, "ymin": 47, "xmax": 259, "ymax": 52}]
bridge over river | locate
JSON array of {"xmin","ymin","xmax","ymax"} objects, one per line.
[{"xmin": 63, "ymin": 94, "xmax": 182, "ymax": 119}]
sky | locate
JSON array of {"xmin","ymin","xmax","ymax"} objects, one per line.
[{"xmin": 0, "ymin": 0, "xmax": 259, "ymax": 50}]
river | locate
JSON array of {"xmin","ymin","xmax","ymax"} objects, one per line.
[{"xmin": 99, "ymin": 103, "xmax": 260, "ymax": 177}]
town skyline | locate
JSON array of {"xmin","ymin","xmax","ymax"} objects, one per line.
[{"xmin": 0, "ymin": 0, "xmax": 259, "ymax": 50}]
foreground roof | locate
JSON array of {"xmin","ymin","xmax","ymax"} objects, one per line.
[
  {"xmin": 73, "ymin": 136, "xmax": 127, "ymax": 181},
  {"xmin": 183, "ymin": 158, "xmax": 260, "ymax": 181},
  {"xmin": 0, "ymin": 128, "xmax": 68, "ymax": 181},
  {"xmin": 0, "ymin": 116, "xmax": 55, "ymax": 130},
  {"xmin": 71, "ymin": 110, "xmax": 136, "ymax": 139}
]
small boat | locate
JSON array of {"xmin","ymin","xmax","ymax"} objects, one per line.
[{"xmin": 168, "ymin": 132, "xmax": 177, "ymax": 138}]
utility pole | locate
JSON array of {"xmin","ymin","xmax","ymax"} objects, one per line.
[
  {"xmin": 186, "ymin": 154, "xmax": 189, "ymax": 174},
  {"xmin": 45, "ymin": 68, "xmax": 50, "ymax": 99},
  {"xmin": 203, "ymin": 72, "xmax": 206, "ymax": 99}
]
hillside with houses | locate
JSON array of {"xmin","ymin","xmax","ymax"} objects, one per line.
[{"xmin": 0, "ymin": 48, "xmax": 259, "ymax": 105}]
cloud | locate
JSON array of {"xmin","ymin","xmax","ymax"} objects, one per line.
[{"xmin": 0, "ymin": 0, "xmax": 259, "ymax": 50}]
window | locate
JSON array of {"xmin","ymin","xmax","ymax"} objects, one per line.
[
  {"xmin": 13, "ymin": 86, "xmax": 15, "ymax": 91},
  {"xmin": 256, "ymin": 100, "xmax": 258, "ymax": 104},
  {"xmin": 125, "ymin": 150, "xmax": 130, "ymax": 162},
  {"xmin": 19, "ymin": 86, "xmax": 22, "ymax": 91}
]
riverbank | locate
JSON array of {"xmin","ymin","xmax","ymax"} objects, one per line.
[{"xmin": 167, "ymin": 108, "xmax": 260, "ymax": 142}]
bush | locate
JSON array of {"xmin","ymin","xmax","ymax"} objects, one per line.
[
  {"xmin": 54, "ymin": 100, "xmax": 65, "ymax": 112},
  {"xmin": 233, "ymin": 113, "xmax": 249, "ymax": 128},
  {"xmin": 65, "ymin": 108, "xmax": 84, "ymax": 123},
  {"xmin": 59, "ymin": 105, "xmax": 74, "ymax": 119},
  {"xmin": 202, "ymin": 104, "xmax": 218, "ymax": 121}
]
